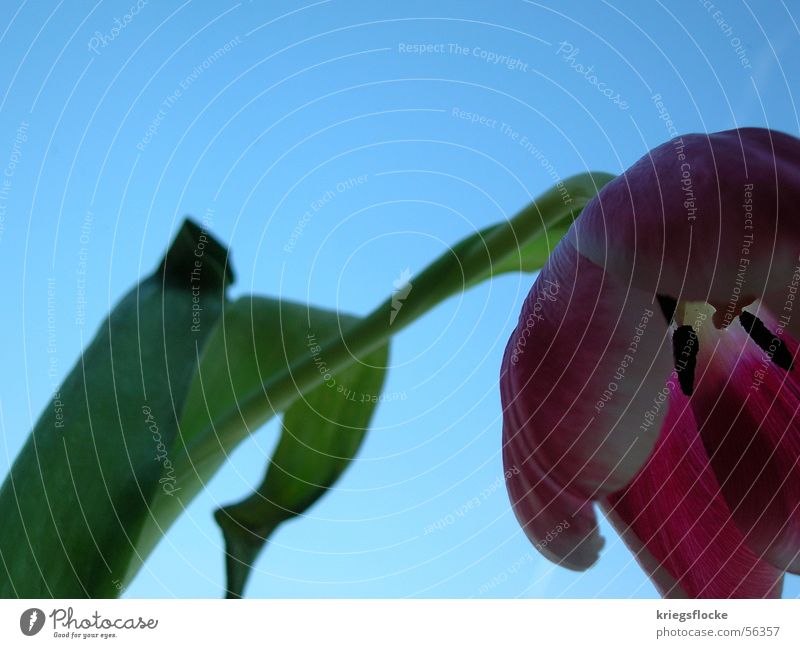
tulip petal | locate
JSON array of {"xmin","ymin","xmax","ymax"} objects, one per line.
[
  {"xmin": 570, "ymin": 128, "xmax": 800, "ymax": 335},
  {"xmin": 502, "ymin": 430, "xmax": 604, "ymax": 570},
  {"xmin": 501, "ymin": 240, "xmax": 672, "ymax": 568},
  {"xmin": 689, "ymin": 303, "xmax": 800, "ymax": 573},
  {"xmin": 604, "ymin": 380, "xmax": 784, "ymax": 598}
]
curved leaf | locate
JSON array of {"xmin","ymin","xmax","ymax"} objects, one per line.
[
  {"xmin": 0, "ymin": 220, "xmax": 232, "ymax": 597},
  {"xmin": 216, "ymin": 332, "xmax": 388, "ymax": 597},
  {"xmin": 134, "ymin": 296, "xmax": 387, "ymax": 596}
]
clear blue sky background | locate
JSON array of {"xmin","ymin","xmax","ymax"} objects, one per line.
[{"xmin": 0, "ymin": 0, "xmax": 798, "ymax": 598}]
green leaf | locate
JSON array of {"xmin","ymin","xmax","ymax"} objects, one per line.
[
  {"xmin": 156, "ymin": 296, "xmax": 346, "ymax": 497},
  {"xmin": 0, "ymin": 219, "xmax": 232, "ymax": 597},
  {"xmin": 215, "ymin": 327, "xmax": 388, "ymax": 597},
  {"xmin": 134, "ymin": 296, "xmax": 387, "ymax": 597}
]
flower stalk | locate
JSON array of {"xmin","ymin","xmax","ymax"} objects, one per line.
[{"xmin": 181, "ymin": 171, "xmax": 614, "ymax": 475}]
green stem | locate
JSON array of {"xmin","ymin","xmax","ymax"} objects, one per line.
[{"xmin": 197, "ymin": 171, "xmax": 612, "ymax": 465}]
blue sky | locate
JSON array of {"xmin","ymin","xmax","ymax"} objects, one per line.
[{"xmin": 0, "ymin": 0, "xmax": 798, "ymax": 597}]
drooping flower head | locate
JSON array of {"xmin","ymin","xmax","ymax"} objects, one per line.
[{"xmin": 501, "ymin": 128, "xmax": 800, "ymax": 598}]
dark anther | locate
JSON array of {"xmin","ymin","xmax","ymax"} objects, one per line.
[
  {"xmin": 657, "ymin": 294, "xmax": 678, "ymax": 324},
  {"xmin": 738, "ymin": 311, "xmax": 794, "ymax": 371},
  {"xmin": 673, "ymin": 325, "xmax": 699, "ymax": 396}
]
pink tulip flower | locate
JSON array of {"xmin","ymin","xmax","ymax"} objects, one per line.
[{"xmin": 501, "ymin": 128, "xmax": 800, "ymax": 598}]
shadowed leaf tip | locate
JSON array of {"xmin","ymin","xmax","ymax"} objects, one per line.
[
  {"xmin": 214, "ymin": 507, "xmax": 277, "ymax": 599},
  {"xmin": 158, "ymin": 217, "xmax": 235, "ymax": 290}
]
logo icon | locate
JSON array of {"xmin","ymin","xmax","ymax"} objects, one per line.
[
  {"xmin": 390, "ymin": 268, "xmax": 413, "ymax": 325},
  {"xmin": 20, "ymin": 608, "xmax": 45, "ymax": 636}
]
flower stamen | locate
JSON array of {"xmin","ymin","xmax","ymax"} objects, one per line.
[
  {"xmin": 673, "ymin": 325, "xmax": 699, "ymax": 396},
  {"xmin": 738, "ymin": 311, "xmax": 794, "ymax": 371},
  {"xmin": 656, "ymin": 294, "xmax": 677, "ymax": 324}
]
